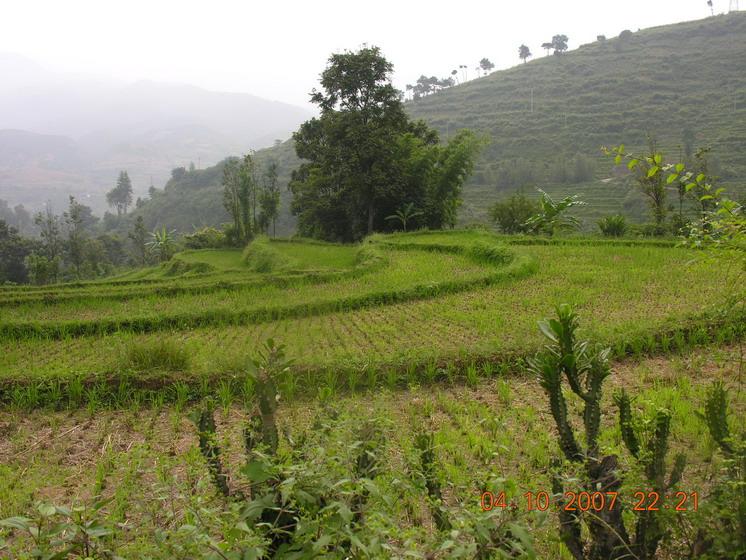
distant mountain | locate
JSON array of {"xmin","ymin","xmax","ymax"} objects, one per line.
[{"xmin": 0, "ymin": 55, "xmax": 312, "ymax": 213}]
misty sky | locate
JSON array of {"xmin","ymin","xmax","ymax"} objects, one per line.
[{"xmin": 0, "ymin": 0, "xmax": 728, "ymax": 109}]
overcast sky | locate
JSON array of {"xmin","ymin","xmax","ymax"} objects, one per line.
[{"xmin": 0, "ymin": 0, "xmax": 728, "ymax": 109}]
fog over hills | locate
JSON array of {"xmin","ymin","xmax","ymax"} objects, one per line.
[{"xmin": 0, "ymin": 53, "xmax": 312, "ymax": 213}]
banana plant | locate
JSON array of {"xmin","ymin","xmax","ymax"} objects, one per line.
[
  {"xmin": 146, "ymin": 226, "xmax": 177, "ymax": 262},
  {"xmin": 524, "ymin": 189, "xmax": 585, "ymax": 236},
  {"xmin": 385, "ymin": 202, "xmax": 424, "ymax": 232}
]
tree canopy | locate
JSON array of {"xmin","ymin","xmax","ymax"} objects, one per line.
[
  {"xmin": 106, "ymin": 171, "xmax": 134, "ymax": 216},
  {"xmin": 290, "ymin": 46, "xmax": 483, "ymax": 242}
]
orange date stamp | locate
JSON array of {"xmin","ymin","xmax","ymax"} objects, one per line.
[{"xmin": 480, "ymin": 490, "xmax": 699, "ymax": 512}]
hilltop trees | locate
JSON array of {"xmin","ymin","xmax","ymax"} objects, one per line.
[
  {"xmin": 106, "ymin": 171, "xmax": 134, "ymax": 216},
  {"xmin": 478, "ymin": 57, "xmax": 495, "ymax": 75},
  {"xmin": 290, "ymin": 46, "xmax": 482, "ymax": 241},
  {"xmin": 519, "ymin": 44, "xmax": 532, "ymax": 63},
  {"xmin": 406, "ymin": 75, "xmax": 455, "ymax": 99},
  {"xmin": 551, "ymin": 34, "xmax": 569, "ymax": 55}
]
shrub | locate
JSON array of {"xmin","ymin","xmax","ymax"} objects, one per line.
[
  {"xmin": 597, "ymin": 214, "xmax": 628, "ymax": 237},
  {"xmin": 689, "ymin": 382, "xmax": 746, "ymax": 558},
  {"xmin": 489, "ymin": 192, "xmax": 538, "ymax": 234},
  {"xmin": 183, "ymin": 227, "xmax": 227, "ymax": 249},
  {"xmin": 124, "ymin": 338, "xmax": 191, "ymax": 372},
  {"xmin": 531, "ymin": 304, "xmax": 685, "ymax": 559}
]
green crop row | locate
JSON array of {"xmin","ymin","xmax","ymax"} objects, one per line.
[
  {"xmin": 0, "ymin": 254, "xmax": 534, "ymax": 341},
  {"xmin": 0, "ymin": 309, "xmax": 741, "ymax": 411}
]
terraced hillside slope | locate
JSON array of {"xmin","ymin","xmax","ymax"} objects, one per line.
[
  {"xmin": 0, "ymin": 231, "xmax": 740, "ymax": 400},
  {"xmin": 130, "ymin": 13, "xmax": 746, "ymax": 234},
  {"xmin": 408, "ymin": 12, "xmax": 746, "ymax": 224}
]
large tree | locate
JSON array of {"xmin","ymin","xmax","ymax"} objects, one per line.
[
  {"xmin": 290, "ymin": 46, "xmax": 482, "ymax": 241},
  {"xmin": 63, "ymin": 196, "xmax": 87, "ymax": 278},
  {"xmin": 552, "ymin": 34, "xmax": 569, "ymax": 55},
  {"xmin": 259, "ymin": 160, "xmax": 281, "ymax": 236},
  {"xmin": 106, "ymin": 171, "xmax": 134, "ymax": 216},
  {"xmin": 0, "ymin": 220, "xmax": 34, "ymax": 283},
  {"xmin": 479, "ymin": 58, "xmax": 495, "ymax": 74},
  {"xmin": 222, "ymin": 154, "xmax": 258, "ymax": 245},
  {"xmin": 519, "ymin": 44, "xmax": 532, "ymax": 63}
]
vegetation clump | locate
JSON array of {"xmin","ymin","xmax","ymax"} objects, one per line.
[
  {"xmin": 597, "ymin": 214, "xmax": 628, "ymax": 237},
  {"xmin": 290, "ymin": 46, "xmax": 483, "ymax": 241},
  {"xmin": 489, "ymin": 192, "xmax": 538, "ymax": 234},
  {"xmin": 124, "ymin": 338, "xmax": 191, "ymax": 372},
  {"xmin": 242, "ymin": 236, "xmax": 294, "ymax": 273}
]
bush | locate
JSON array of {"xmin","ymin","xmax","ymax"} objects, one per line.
[
  {"xmin": 124, "ymin": 339, "xmax": 191, "ymax": 372},
  {"xmin": 183, "ymin": 227, "xmax": 227, "ymax": 249},
  {"xmin": 489, "ymin": 192, "xmax": 538, "ymax": 234},
  {"xmin": 597, "ymin": 214, "xmax": 628, "ymax": 237}
]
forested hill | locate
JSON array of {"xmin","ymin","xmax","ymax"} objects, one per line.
[{"xmin": 131, "ymin": 12, "xmax": 746, "ymax": 235}]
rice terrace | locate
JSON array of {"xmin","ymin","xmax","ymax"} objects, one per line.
[{"xmin": 1, "ymin": 4, "xmax": 746, "ymax": 560}]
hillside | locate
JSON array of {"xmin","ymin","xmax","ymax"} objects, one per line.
[
  {"xmin": 407, "ymin": 11, "xmax": 746, "ymax": 223},
  {"xmin": 133, "ymin": 12, "xmax": 746, "ymax": 235},
  {"xmin": 0, "ymin": 55, "xmax": 312, "ymax": 213}
]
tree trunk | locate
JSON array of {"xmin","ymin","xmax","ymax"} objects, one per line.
[{"xmin": 367, "ymin": 202, "xmax": 374, "ymax": 234}]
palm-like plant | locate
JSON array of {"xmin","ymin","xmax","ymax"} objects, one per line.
[
  {"xmin": 524, "ymin": 189, "xmax": 585, "ymax": 236},
  {"xmin": 385, "ymin": 202, "xmax": 424, "ymax": 232},
  {"xmin": 146, "ymin": 226, "xmax": 177, "ymax": 262}
]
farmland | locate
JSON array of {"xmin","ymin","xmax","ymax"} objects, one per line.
[
  {"xmin": 0, "ymin": 232, "xmax": 736, "ymax": 392},
  {"xmin": 0, "ymin": 231, "xmax": 744, "ymax": 558}
]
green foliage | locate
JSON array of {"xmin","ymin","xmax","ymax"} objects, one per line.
[
  {"xmin": 242, "ymin": 236, "xmax": 293, "ymax": 273},
  {"xmin": 524, "ymin": 189, "xmax": 585, "ymax": 236},
  {"xmin": 23, "ymin": 252, "xmax": 61, "ymax": 286},
  {"xmin": 106, "ymin": 170, "xmax": 134, "ymax": 217},
  {"xmin": 222, "ymin": 155, "xmax": 258, "ymax": 246},
  {"xmin": 0, "ymin": 220, "xmax": 34, "ymax": 284},
  {"xmin": 183, "ymin": 227, "xmax": 227, "ymax": 249},
  {"xmin": 531, "ymin": 304, "xmax": 685, "ymax": 560},
  {"xmin": 489, "ymin": 192, "xmax": 538, "ymax": 234},
  {"xmin": 0, "ymin": 500, "xmax": 116, "ymax": 559},
  {"xmin": 124, "ymin": 338, "xmax": 191, "ymax": 373},
  {"xmin": 146, "ymin": 226, "xmax": 178, "ymax": 262},
  {"xmin": 258, "ymin": 161, "xmax": 281, "ymax": 237},
  {"xmin": 597, "ymin": 214, "xmax": 628, "ymax": 237},
  {"xmin": 691, "ymin": 382, "xmax": 746, "ymax": 559},
  {"xmin": 290, "ymin": 46, "xmax": 482, "ymax": 241},
  {"xmin": 128, "ymin": 216, "xmax": 149, "ymax": 266},
  {"xmin": 385, "ymin": 202, "xmax": 423, "ymax": 232},
  {"xmin": 605, "ymin": 143, "xmax": 668, "ymax": 232}
]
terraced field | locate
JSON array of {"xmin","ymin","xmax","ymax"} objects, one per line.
[
  {"xmin": 0, "ymin": 231, "xmax": 739, "ymax": 396},
  {"xmin": 1, "ymin": 230, "xmax": 744, "ymax": 558}
]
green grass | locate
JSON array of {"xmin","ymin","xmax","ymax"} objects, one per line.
[
  {"xmin": 174, "ymin": 248, "xmax": 246, "ymax": 270},
  {"xmin": 0, "ymin": 231, "xmax": 736, "ymax": 391}
]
